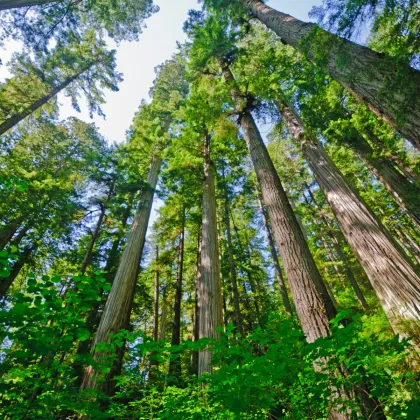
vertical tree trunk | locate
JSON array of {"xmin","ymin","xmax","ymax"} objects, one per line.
[
  {"xmin": 191, "ymin": 231, "xmax": 201, "ymax": 376},
  {"xmin": 256, "ymin": 192, "xmax": 292, "ymax": 314},
  {"xmin": 198, "ymin": 131, "xmax": 224, "ymax": 376},
  {"xmin": 9, "ymin": 224, "xmax": 31, "ymax": 249},
  {"xmin": 168, "ymin": 210, "xmax": 185, "ymax": 378},
  {"xmin": 80, "ymin": 206, "xmax": 107, "ymax": 275},
  {"xmin": 279, "ymin": 100, "xmax": 420, "ymax": 343},
  {"xmin": 0, "ymin": 221, "xmax": 21, "ymax": 251},
  {"xmin": 222, "ymin": 189, "xmax": 244, "ymax": 333},
  {"xmin": 153, "ymin": 246, "xmax": 160, "ymax": 342},
  {"xmin": 81, "ymin": 156, "xmax": 162, "ymax": 394},
  {"xmin": 239, "ymin": 0, "xmax": 420, "ymax": 149},
  {"xmin": 0, "ymin": 67, "xmax": 90, "ymax": 136},
  {"xmin": 302, "ymin": 187, "xmax": 368, "ymax": 310}
]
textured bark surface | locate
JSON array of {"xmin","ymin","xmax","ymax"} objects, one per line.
[
  {"xmin": 0, "ymin": 67, "xmax": 89, "ymax": 136},
  {"xmin": 222, "ymin": 65, "xmax": 336, "ymax": 344},
  {"xmin": 280, "ymin": 102, "xmax": 420, "ymax": 341},
  {"xmin": 240, "ymin": 0, "xmax": 420, "ymax": 149},
  {"xmin": 0, "ymin": 0, "xmax": 53, "ymax": 10},
  {"xmin": 168, "ymin": 213, "xmax": 185, "ymax": 378},
  {"xmin": 344, "ymin": 133, "xmax": 420, "ymax": 230},
  {"xmin": 198, "ymin": 133, "xmax": 224, "ymax": 376},
  {"xmin": 81, "ymin": 156, "xmax": 162, "ymax": 394},
  {"xmin": 304, "ymin": 186, "xmax": 368, "ymax": 311},
  {"xmin": 256, "ymin": 193, "xmax": 292, "ymax": 315},
  {"xmin": 0, "ymin": 225, "xmax": 18, "ymax": 252}
]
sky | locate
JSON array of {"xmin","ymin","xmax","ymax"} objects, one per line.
[{"xmin": 0, "ymin": 0, "xmax": 322, "ymax": 144}]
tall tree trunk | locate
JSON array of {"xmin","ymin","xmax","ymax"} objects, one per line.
[
  {"xmin": 279, "ymin": 100, "xmax": 420, "ymax": 343},
  {"xmin": 0, "ymin": 244, "xmax": 34, "ymax": 298},
  {"xmin": 256, "ymin": 192, "xmax": 292, "ymax": 314},
  {"xmin": 80, "ymin": 206, "xmax": 106, "ymax": 275},
  {"xmin": 198, "ymin": 131, "xmax": 224, "ymax": 376},
  {"xmin": 0, "ymin": 0, "xmax": 53, "ymax": 11},
  {"xmin": 303, "ymin": 186, "xmax": 368, "ymax": 311},
  {"xmin": 222, "ymin": 64, "xmax": 336, "ymax": 341},
  {"xmin": 222, "ymin": 188, "xmax": 244, "ymax": 333},
  {"xmin": 191, "ymin": 231, "xmax": 201, "ymax": 376},
  {"xmin": 222, "ymin": 66, "xmax": 385, "ymax": 419},
  {"xmin": 239, "ymin": 0, "xmax": 420, "ymax": 149},
  {"xmin": 342, "ymin": 133, "xmax": 420, "ymax": 230},
  {"xmin": 153, "ymin": 246, "xmax": 160, "ymax": 342},
  {"xmin": 365, "ymin": 131, "xmax": 420, "ymax": 183},
  {"xmin": 0, "ymin": 66, "xmax": 90, "ymax": 136},
  {"xmin": 168, "ymin": 210, "xmax": 185, "ymax": 378},
  {"xmin": 81, "ymin": 155, "xmax": 162, "ymax": 394},
  {"xmin": 72, "ymin": 201, "xmax": 132, "ymax": 389}
]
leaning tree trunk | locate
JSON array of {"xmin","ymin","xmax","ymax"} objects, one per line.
[
  {"xmin": 0, "ymin": 244, "xmax": 34, "ymax": 298},
  {"xmin": 222, "ymin": 65, "xmax": 336, "ymax": 341},
  {"xmin": 239, "ymin": 0, "xmax": 420, "ymax": 149},
  {"xmin": 73, "ymin": 200, "xmax": 133, "ymax": 388},
  {"xmin": 80, "ymin": 155, "xmax": 162, "ymax": 395},
  {"xmin": 303, "ymin": 186, "xmax": 368, "ymax": 311},
  {"xmin": 168, "ymin": 211, "xmax": 185, "ymax": 379},
  {"xmin": 0, "ymin": 0, "xmax": 54, "ymax": 11},
  {"xmin": 342, "ymin": 132, "xmax": 420, "ymax": 230},
  {"xmin": 365, "ymin": 130, "xmax": 420, "ymax": 183},
  {"xmin": 222, "ymin": 65, "xmax": 385, "ymax": 419},
  {"xmin": 198, "ymin": 131, "xmax": 224, "ymax": 376},
  {"xmin": 256, "ymin": 192, "xmax": 292, "ymax": 315},
  {"xmin": 279, "ymin": 100, "xmax": 420, "ymax": 343},
  {"xmin": 0, "ymin": 66, "xmax": 90, "ymax": 136}
]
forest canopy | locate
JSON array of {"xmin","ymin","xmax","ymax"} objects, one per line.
[{"xmin": 0, "ymin": 0, "xmax": 419, "ymax": 418}]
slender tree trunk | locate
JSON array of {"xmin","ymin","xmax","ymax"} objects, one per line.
[
  {"xmin": 10, "ymin": 224, "xmax": 31, "ymax": 248},
  {"xmin": 223, "ymin": 190, "xmax": 244, "ymax": 333},
  {"xmin": 80, "ymin": 206, "xmax": 106, "ymax": 275},
  {"xmin": 342, "ymin": 133, "xmax": 420, "ymax": 230},
  {"xmin": 0, "ymin": 0, "xmax": 54, "ymax": 11},
  {"xmin": 81, "ymin": 156, "xmax": 162, "ymax": 394},
  {"xmin": 0, "ymin": 245, "xmax": 34, "ymax": 298},
  {"xmin": 153, "ymin": 246, "xmax": 160, "ymax": 342},
  {"xmin": 239, "ymin": 0, "xmax": 420, "ymax": 149},
  {"xmin": 303, "ymin": 187, "xmax": 368, "ymax": 311},
  {"xmin": 0, "ymin": 222, "xmax": 20, "ymax": 251},
  {"xmin": 0, "ymin": 67, "xmax": 90, "ymax": 136},
  {"xmin": 198, "ymin": 131, "xmax": 224, "ymax": 376},
  {"xmin": 73, "ymin": 199, "xmax": 133, "ymax": 388},
  {"xmin": 365, "ymin": 131, "xmax": 420, "ymax": 183},
  {"xmin": 279, "ymin": 100, "xmax": 420, "ymax": 343},
  {"xmin": 256, "ymin": 193, "xmax": 292, "ymax": 314},
  {"xmin": 168, "ymin": 210, "xmax": 185, "ymax": 378},
  {"xmin": 191, "ymin": 231, "xmax": 201, "ymax": 376}
]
